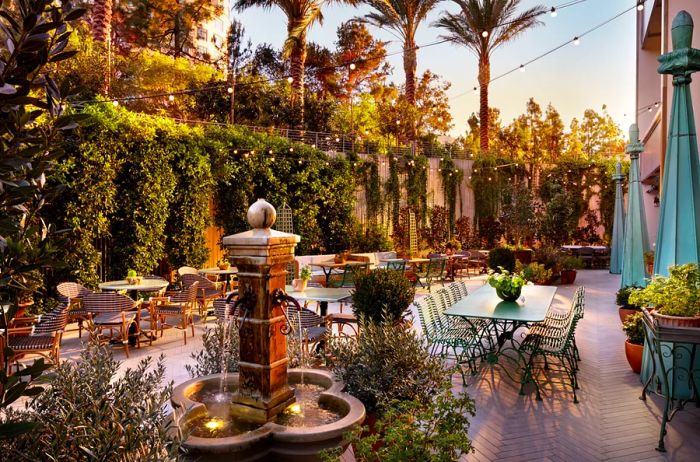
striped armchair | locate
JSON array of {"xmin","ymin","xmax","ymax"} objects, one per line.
[
  {"xmin": 151, "ymin": 282, "xmax": 199, "ymax": 345},
  {"xmin": 56, "ymin": 282, "xmax": 93, "ymax": 338},
  {"xmin": 181, "ymin": 273, "xmax": 225, "ymax": 320},
  {"xmin": 83, "ymin": 292, "xmax": 139, "ymax": 357},
  {"xmin": 5, "ymin": 305, "xmax": 69, "ymax": 374}
]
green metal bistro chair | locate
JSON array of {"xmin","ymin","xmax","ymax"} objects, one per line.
[
  {"xmin": 327, "ymin": 263, "xmax": 369, "ymax": 288},
  {"xmin": 519, "ymin": 290, "xmax": 585, "ymax": 403},
  {"xmin": 386, "ymin": 259, "xmax": 406, "ymax": 273},
  {"xmin": 415, "ymin": 257, "xmax": 446, "ymax": 292}
]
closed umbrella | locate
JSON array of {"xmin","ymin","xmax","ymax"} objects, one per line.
[
  {"xmin": 653, "ymin": 11, "xmax": 700, "ymax": 276},
  {"xmin": 610, "ymin": 161, "xmax": 625, "ymax": 274},
  {"xmin": 621, "ymin": 125, "xmax": 650, "ymax": 287}
]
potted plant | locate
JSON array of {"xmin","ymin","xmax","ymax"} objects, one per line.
[
  {"xmin": 487, "ymin": 269, "xmax": 526, "ymax": 302},
  {"xmin": 560, "ymin": 256, "xmax": 584, "ymax": 284},
  {"xmin": 628, "ymin": 263, "xmax": 700, "ymax": 327},
  {"xmin": 217, "ymin": 258, "xmax": 230, "ymax": 270},
  {"xmin": 520, "ymin": 262, "xmax": 553, "ymax": 285},
  {"xmin": 487, "ymin": 247, "xmax": 516, "ymax": 273},
  {"xmin": 644, "ymin": 249, "xmax": 655, "ymax": 275},
  {"xmin": 292, "ymin": 265, "xmax": 312, "ymax": 292},
  {"xmin": 351, "ymin": 269, "xmax": 415, "ymax": 324},
  {"xmin": 622, "ymin": 311, "xmax": 645, "ymax": 373},
  {"xmin": 616, "ymin": 285, "xmax": 642, "ymax": 323},
  {"xmin": 125, "ymin": 269, "xmax": 141, "ymax": 285}
]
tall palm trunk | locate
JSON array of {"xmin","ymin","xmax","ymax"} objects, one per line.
[
  {"xmin": 289, "ymin": 33, "xmax": 307, "ymax": 129},
  {"xmin": 478, "ymin": 56, "xmax": 490, "ymax": 153},
  {"xmin": 403, "ymin": 39, "xmax": 417, "ymax": 105},
  {"xmin": 91, "ymin": 0, "xmax": 112, "ymax": 96}
]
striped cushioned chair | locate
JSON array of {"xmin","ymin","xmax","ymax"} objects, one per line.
[
  {"xmin": 56, "ymin": 282, "xmax": 93, "ymax": 338},
  {"xmin": 285, "ymin": 305, "xmax": 327, "ymax": 355},
  {"xmin": 151, "ymin": 282, "xmax": 199, "ymax": 345},
  {"xmin": 213, "ymin": 297, "xmax": 240, "ymax": 323},
  {"xmin": 181, "ymin": 273, "xmax": 225, "ymax": 320},
  {"xmin": 6, "ymin": 305, "xmax": 69, "ymax": 373},
  {"xmin": 83, "ymin": 292, "xmax": 139, "ymax": 357}
]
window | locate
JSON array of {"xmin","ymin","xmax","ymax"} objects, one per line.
[
  {"xmin": 197, "ymin": 27, "xmax": 207, "ymax": 41},
  {"xmin": 197, "ymin": 46, "xmax": 207, "ymax": 56}
]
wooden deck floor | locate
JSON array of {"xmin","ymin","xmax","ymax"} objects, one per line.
[{"xmin": 450, "ymin": 270, "xmax": 700, "ymax": 462}]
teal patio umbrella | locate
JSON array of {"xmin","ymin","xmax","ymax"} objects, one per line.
[
  {"xmin": 653, "ymin": 11, "xmax": 700, "ymax": 276},
  {"xmin": 610, "ymin": 161, "xmax": 625, "ymax": 274},
  {"xmin": 621, "ymin": 125, "xmax": 650, "ymax": 287}
]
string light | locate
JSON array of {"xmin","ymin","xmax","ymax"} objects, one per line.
[
  {"xmin": 481, "ymin": 30, "xmax": 489, "ymax": 38},
  {"xmin": 287, "ymin": 77, "xmax": 293, "ymax": 83},
  {"xmin": 227, "ymin": 87, "xmax": 233, "ymax": 94},
  {"xmin": 349, "ymin": 63, "xmax": 356, "ymax": 70},
  {"xmin": 168, "ymin": 94, "xmax": 175, "ymax": 101},
  {"xmin": 573, "ymin": 36, "xmax": 580, "ymax": 45},
  {"xmin": 637, "ymin": 1, "xmax": 644, "ymax": 11},
  {"xmin": 519, "ymin": 65, "xmax": 525, "ymax": 72},
  {"xmin": 550, "ymin": 6, "xmax": 557, "ymax": 17},
  {"xmin": 112, "ymin": 100, "xmax": 119, "ymax": 106}
]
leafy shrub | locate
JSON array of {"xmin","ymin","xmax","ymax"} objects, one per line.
[
  {"xmin": 350, "ymin": 221, "xmax": 393, "ymax": 253},
  {"xmin": 520, "ymin": 263, "xmax": 553, "ymax": 285},
  {"xmin": 329, "ymin": 319, "xmax": 447, "ymax": 414},
  {"xmin": 351, "ymin": 269, "xmax": 415, "ymax": 324},
  {"xmin": 615, "ymin": 285, "xmax": 642, "ymax": 308},
  {"xmin": 487, "ymin": 247, "xmax": 515, "ymax": 273},
  {"xmin": 186, "ymin": 321, "xmax": 240, "ymax": 378},
  {"xmin": 477, "ymin": 216, "xmax": 503, "ymax": 248},
  {"xmin": 628, "ymin": 264, "xmax": 700, "ymax": 317},
  {"xmin": 322, "ymin": 384, "xmax": 475, "ymax": 462},
  {"xmin": 561, "ymin": 256, "xmax": 584, "ymax": 271},
  {"xmin": 622, "ymin": 311, "xmax": 645, "ymax": 345},
  {"xmin": 533, "ymin": 246, "xmax": 562, "ymax": 271},
  {"xmin": 0, "ymin": 336, "xmax": 181, "ymax": 461}
]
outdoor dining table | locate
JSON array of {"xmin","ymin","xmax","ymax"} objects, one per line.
[
  {"xmin": 284, "ymin": 285, "xmax": 352, "ymax": 317},
  {"xmin": 444, "ymin": 284, "xmax": 558, "ymax": 361},
  {"xmin": 98, "ymin": 279, "xmax": 169, "ymax": 298},
  {"xmin": 309, "ymin": 260, "xmax": 368, "ymax": 287},
  {"xmin": 199, "ymin": 267, "xmax": 238, "ymax": 291}
]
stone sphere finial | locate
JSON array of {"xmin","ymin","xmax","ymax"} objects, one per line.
[
  {"xmin": 247, "ymin": 199, "xmax": 276, "ymax": 229},
  {"xmin": 629, "ymin": 123, "xmax": 639, "ymax": 143},
  {"xmin": 671, "ymin": 10, "xmax": 693, "ymax": 51}
]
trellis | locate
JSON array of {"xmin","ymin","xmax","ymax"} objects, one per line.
[{"xmin": 275, "ymin": 203, "xmax": 295, "ymax": 284}]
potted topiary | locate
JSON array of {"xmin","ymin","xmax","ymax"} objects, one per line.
[
  {"xmin": 616, "ymin": 285, "xmax": 642, "ymax": 323},
  {"xmin": 560, "ymin": 256, "xmax": 584, "ymax": 284},
  {"xmin": 628, "ymin": 263, "xmax": 700, "ymax": 327},
  {"xmin": 292, "ymin": 265, "xmax": 312, "ymax": 292},
  {"xmin": 644, "ymin": 250, "xmax": 655, "ymax": 275},
  {"xmin": 125, "ymin": 269, "xmax": 141, "ymax": 285},
  {"xmin": 351, "ymin": 269, "xmax": 416, "ymax": 324},
  {"xmin": 622, "ymin": 311, "xmax": 645, "ymax": 373},
  {"xmin": 217, "ymin": 258, "xmax": 230, "ymax": 270},
  {"xmin": 487, "ymin": 247, "xmax": 516, "ymax": 273}
]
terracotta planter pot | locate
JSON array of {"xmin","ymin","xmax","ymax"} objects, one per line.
[
  {"xmin": 292, "ymin": 278, "xmax": 308, "ymax": 292},
  {"xmin": 624, "ymin": 340, "xmax": 644, "ymax": 374},
  {"xmin": 560, "ymin": 270, "xmax": 577, "ymax": 285},
  {"xmin": 650, "ymin": 310, "xmax": 700, "ymax": 328},
  {"xmin": 218, "ymin": 263, "xmax": 230, "ymax": 270},
  {"xmin": 619, "ymin": 306, "xmax": 641, "ymax": 324},
  {"xmin": 646, "ymin": 263, "xmax": 654, "ymax": 275}
]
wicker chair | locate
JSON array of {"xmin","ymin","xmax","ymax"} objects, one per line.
[
  {"xmin": 84, "ymin": 292, "xmax": 140, "ymax": 357},
  {"xmin": 5, "ymin": 305, "xmax": 69, "ymax": 373},
  {"xmin": 56, "ymin": 282, "xmax": 93, "ymax": 338},
  {"xmin": 151, "ymin": 282, "xmax": 199, "ymax": 345},
  {"xmin": 285, "ymin": 304, "xmax": 327, "ymax": 355},
  {"xmin": 181, "ymin": 273, "xmax": 225, "ymax": 319}
]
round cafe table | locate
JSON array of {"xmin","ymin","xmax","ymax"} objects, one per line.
[
  {"xmin": 98, "ymin": 279, "xmax": 170, "ymax": 300},
  {"xmin": 198, "ymin": 267, "xmax": 238, "ymax": 292}
]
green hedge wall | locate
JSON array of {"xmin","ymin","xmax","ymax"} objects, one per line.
[{"xmin": 52, "ymin": 104, "xmax": 357, "ymax": 285}]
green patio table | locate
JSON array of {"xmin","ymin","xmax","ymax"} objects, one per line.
[
  {"xmin": 284, "ymin": 286, "xmax": 352, "ymax": 317},
  {"xmin": 309, "ymin": 260, "xmax": 368, "ymax": 287}
]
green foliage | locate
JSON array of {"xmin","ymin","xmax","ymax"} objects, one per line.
[
  {"xmin": 487, "ymin": 247, "xmax": 516, "ymax": 273},
  {"xmin": 349, "ymin": 222, "xmax": 393, "ymax": 253},
  {"xmin": 519, "ymin": 262, "xmax": 553, "ymax": 285},
  {"xmin": 561, "ymin": 256, "xmax": 584, "ymax": 271},
  {"xmin": 322, "ymin": 384, "xmax": 475, "ymax": 462},
  {"xmin": 0, "ymin": 336, "xmax": 181, "ymax": 460},
  {"xmin": 387, "ymin": 155, "xmax": 401, "ymax": 227},
  {"xmin": 300, "ymin": 265, "xmax": 313, "ymax": 280},
  {"xmin": 500, "ymin": 184, "xmax": 537, "ymax": 245},
  {"xmin": 487, "ymin": 268, "xmax": 526, "ymax": 300},
  {"xmin": 533, "ymin": 246, "xmax": 562, "ymax": 271},
  {"xmin": 0, "ymin": 358, "xmax": 51, "ymax": 439},
  {"xmin": 406, "ymin": 155, "xmax": 428, "ymax": 225},
  {"xmin": 622, "ymin": 311, "xmax": 645, "ymax": 345},
  {"xmin": 0, "ymin": 0, "xmax": 86, "ymax": 318},
  {"xmin": 628, "ymin": 264, "xmax": 700, "ymax": 317},
  {"xmin": 186, "ymin": 322, "xmax": 240, "ymax": 378},
  {"xmin": 364, "ymin": 156, "xmax": 382, "ymax": 223},
  {"xmin": 329, "ymin": 319, "xmax": 448, "ymax": 414},
  {"xmin": 423, "ymin": 206, "xmax": 450, "ymax": 250},
  {"xmin": 538, "ymin": 187, "xmax": 577, "ymax": 245},
  {"xmin": 454, "ymin": 216, "xmax": 475, "ymax": 249},
  {"xmin": 351, "ymin": 269, "xmax": 415, "ymax": 324},
  {"xmin": 615, "ymin": 285, "xmax": 642, "ymax": 309},
  {"xmin": 439, "ymin": 156, "xmax": 463, "ymax": 228},
  {"xmin": 477, "ymin": 216, "xmax": 503, "ymax": 248}
]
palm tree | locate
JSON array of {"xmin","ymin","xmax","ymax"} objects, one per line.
[
  {"xmin": 360, "ymin": 0, "xmax": 443, "ymax": 106},
  {"xmin": 235, "ymin": 0, "xmax": 341, "ymax": 128},
  {"xmin": 435, "ymin": 0, "xmax": 546, "ymax": 152}
]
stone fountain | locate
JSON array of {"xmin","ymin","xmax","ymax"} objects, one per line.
[{"xmin": 170, "ymin": 199, "xmax": 365, "ymax": 461}]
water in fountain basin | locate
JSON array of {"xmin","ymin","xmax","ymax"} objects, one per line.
[{"xmin": 218, "ymin": 309, "xmax": 233, "ymax": 398}]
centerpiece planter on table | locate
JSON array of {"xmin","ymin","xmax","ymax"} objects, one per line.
[
  {"xmin": 487, "ymin": 269, "xmax": 526, "ymax": 302},
  {"xmin": 292, "ymin": 265, "xmax": 312, "ymax": 292}
]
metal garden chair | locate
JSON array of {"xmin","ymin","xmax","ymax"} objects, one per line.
[
  {"xmin": 415, "ymin": 257, "xmax": 447, "ymax": 291},
  {"xmin": 386, "ymin": 259, "xmax": 407, "ymax": 272},
  {"xmin": 327, "ymin": 262, "xmax": 369, "ymax": 288}
]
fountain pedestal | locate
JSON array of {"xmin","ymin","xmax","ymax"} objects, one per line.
[{"xmin": 222, "ymin": 199, "xmax": 300, "ymax": 424}]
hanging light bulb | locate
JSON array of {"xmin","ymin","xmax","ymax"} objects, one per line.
[
  {"xmin": 519, "ymin": 64, "xmax": 525, "ymax": 72},
  {"xmin": 287, "ymin": 76, "xmax": 293, "ymax": 83},
  {"xmin": 481, "ymin": 30, "xmax": 489, "ymax": 38},
  {"xmin": 168, "ymin": 94, "xmax": 175, "ymax": 101},
  {"xmin": 550, "ymin": 7, "xmax": 557, "ymax": 17},
  {"xmin": 112, "ymin": 100, "xmax": 119, "ymax": 106},
  {"xmin": 654, "ymin": 102, "xmax": 659, "ymax": 108},
  {"xmin": 473, "ymin": 86, "xmax": 478, "ymax": 94},
  {"xmin": 298, "ymin": 159, "xmax": 302, "ymax": 165},
  {"xmin": 349, "ymin": 63, "xmax": 356, "ymax": 70},
  {"xmin": 227, "ymin": 87, "xmax": 233, "ymax": 94},
  {"xmin": 648, "ymin": 107, "xmax": 653, "ymax": 112},
  {"xmin": 289, "ymin": 147, "xmax": 294, "ymax": 152},
  {"xmin": 573, "ymin": 36, "xmax": 580, "ymax": 46},
  {"xmin": 637, "ymin": 1, "xmax": 644, "ymax": 11},
  {"xmin": 233, "ymin": 149, "xmax": 238, "ymax": 154}
]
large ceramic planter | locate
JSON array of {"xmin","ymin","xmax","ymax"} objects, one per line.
[
  {"xmin": 560, "ymin": 270, "xmax": 577, "ymax": 285},
  {"xmin": 650, "ymin": 310, "xmax": 700, "ymax": 328},
  {"xmin": 292, "ymin": 278, "xmax": 308, "ymax": 292},
  {"xmin": 624, "ymin": 340, "xmax": 643, "ymax": 374},
  {"xmin": 619, "ymin": 306, "xmax": 641, "ymax": 324}
]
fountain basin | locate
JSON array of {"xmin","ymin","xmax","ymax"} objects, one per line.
[{"xmin": 171, "ymin": 369, "xmax": 365, "ymax": 461}]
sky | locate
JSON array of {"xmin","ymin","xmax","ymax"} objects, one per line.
[{"xmin": 231, "ymin": 0, "xmax": 637, "ymax": 137}]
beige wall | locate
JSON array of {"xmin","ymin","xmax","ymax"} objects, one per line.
[{"xmin": 636, "ymin": 0, "xmax": 700, "ymax": 245}]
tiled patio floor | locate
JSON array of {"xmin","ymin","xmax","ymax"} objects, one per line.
[{"xmin": 34, "ymin": 270, "xmax": 700, "ymax": 461}]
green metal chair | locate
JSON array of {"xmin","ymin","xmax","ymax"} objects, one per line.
[
  {"xmin": 386, "ymin": 259, "xmax": 406, "ymax": 272},
  {"xmin": 415, "ymin": 257, "xmax": 446, "ymax": 292},
  {"xmin": 327, "ymin": 263, "xmax": 369, "ymax": 288}
]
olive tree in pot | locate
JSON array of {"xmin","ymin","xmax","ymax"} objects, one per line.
[
  {"xmin": 616, "ymin": 285, "xmax": 643, "ymax": 323},
  {"xmin": 622, "ymin": 311, "xmax": 645, "ymax": 374},
  {"xmin": 351, "ymin": 269, "xmax": 415, "ymax": 325},
  {"xmin": 628, "ymin": 264, "xmax": 700, "ymax": 327}
]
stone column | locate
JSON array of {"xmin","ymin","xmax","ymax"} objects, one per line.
[{"xmin": 222, "ymin": 199, "xmax": 300, "ymax": 423}]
